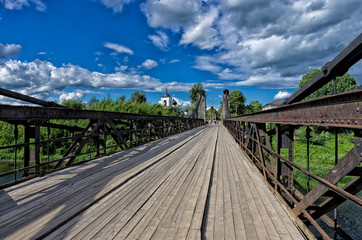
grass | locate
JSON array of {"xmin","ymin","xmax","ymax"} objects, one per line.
[{"xmin": 276, "ymin": 128, "xmax": 355, "ymax": 193}]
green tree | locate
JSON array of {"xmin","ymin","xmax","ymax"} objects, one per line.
[
  {"xmin": 130, "ymin": 91, "xmax": 147, "ymax": 103},
  {"xmin": 206, "ymin": 107, "xmax": 220, "ymax": 120},
  {"xmin": 61, "ymin": 99, "xmax": 86, "ymax": 109},
  {"xmin": 229, "ymin": 90, "xmax": 246, "ymax": 116},
  {"xmin": 188, "ymin": 83, "xmax": 204, "ymax": 107},
  {"xmin": 245, "ymin": 100, "xmax": 262, "ymax": 114},
  {"xmin": 299, "ymin": 69, "xmax": 357, "ymax": 100},
  {"xmin": 88, "ymin": 96, "xmax": 99, "ymax": 108}
]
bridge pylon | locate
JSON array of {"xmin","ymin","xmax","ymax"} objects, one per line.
[
  {"xmin": 222, "ymin": 89, "xmax": 231, "ymax": 121},
  {"xmin": 196, "ymin": 89, "xmax": 206, "ymax": 123},
  {"xmin": 210, "ymin": 106, "xmax": 216, "ymax": 122}
]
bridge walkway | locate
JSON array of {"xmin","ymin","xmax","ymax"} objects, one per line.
[{"xmin": 0, "ymin": 124, "xmax": 304, "ymax": 239}]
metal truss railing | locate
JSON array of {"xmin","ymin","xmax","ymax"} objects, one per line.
[
  {"xmin": 223, "ymin": 33, "xmax": 362, "ymax": 240},
  {"xmin": 0, "ymin": 106, "xmax": 204, "ymax": 188}
]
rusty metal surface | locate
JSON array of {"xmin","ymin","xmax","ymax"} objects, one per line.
[
  {"xmin": 286, "ymin": 33, "xmax": 362, "ymax": 104},
  {"xmin": 0, "ymin": 108, "xmax": 204, "ymax": 188},
  {"xmin": 227, "ymin": 89, "xmax": 362, "ymax": 129},
  {"xmin": 0, "ymin": 104, "xmax": 198, "ymax": 122},
  {"xmin": 223, "ymin": 120, "xmax": 362, "ymax": 239}
]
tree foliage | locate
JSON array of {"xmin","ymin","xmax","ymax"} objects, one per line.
[
  {"xmin": 61, "ymin": 99, "xmax": 86, "ymax": 109},
  {"xmin": 85, "ymin": 92, "xmax": 183, "ymax": 117},
  {"xmin": 229, "ymin": 90, "xmax": 246, "ymax": 116},
  {"xmin": 245, "ymin": 100, "xmax": 262, "ymax": 114},
  {"xmin": 299, "ymin": 69, "xmax": 357, "ymax": 100},
  {"xmin": 188, "ymin": 83, "xmax": 204, "ymax": 107},
  {"xmin": 206, "ymin": 107, "xmax": 221, "ymax": 120},
  {"xmin": 130, "ymin": 91, "xmax": 147, "ymax": 104}
]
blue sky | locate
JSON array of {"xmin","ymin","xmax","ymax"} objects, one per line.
[{"xmin": 0, "ymin": 0, "xmax": 361, "ymax": 109}]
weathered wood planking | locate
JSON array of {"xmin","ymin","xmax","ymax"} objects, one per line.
[{"xmin": 0, "ymin": 125, "xmax": 304, "ymax": 240}]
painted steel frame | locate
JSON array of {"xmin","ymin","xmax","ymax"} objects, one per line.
[{"xmin": 0, "ymin": 107, "xmax": 204, "ymax": 188}]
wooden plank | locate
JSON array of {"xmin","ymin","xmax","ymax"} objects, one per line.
[
  {"xmin": 153, "ymin": 136, "xmax": 207, "ymax": 239},
  {"xmin": 0, "ymin": 127, "xmax": 207, "ymax": 239},
  {"xmin": 50, "ymin": 128, "xmax": 211, "ymax": 240},
  {"xmin": 113, "ymin": 137, "xmax": 207, "ymax": 239},
  {"xmin": 177, "ymin": 127, "xmax": 218, "ymax": 239},
  {"xmin": 1, "ymin": 128, "xmax": 199, "ymax": 207},
  {"xmin": 187, "ymin": 127, "xmax": 219, "ymax": 235},
  {"xmin": 0, "ymin": 125, "xmax": 305, "ymax": 240},
  {"xmin": 214, "ymin": 129, "xmax": 225, "ymax": 239},
  {"xmin": 205, "ymin": 129, "xmax": 219, "ymax": 239},
  {"xmin": 222, "ymin": 136, "xmax": 236, "ymax": 240},
  {"xmin": 227, "ymin": 127, "xmax": 304, "ymax": 240},
  {"xmin": 96, "ymin": 130, "xmax": 211, "ymax": 239},
  {"xmin": 224, "ymin": 136, "xmax": 247, "ymax": 240},
  {"xmin": 227, "ymin": 142, "xmax": 259, "ymax": 239},
  {"xmin": 139, "ymin": 131, "xmax": 213, "ymax": 240}
]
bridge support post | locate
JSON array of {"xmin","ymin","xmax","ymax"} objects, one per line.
[
  {"xmin": 222, "ymin": 89, "xmax": 231, "ymax": 121},
  {"xmin": 275, "ymin": 124, "xmax": 281, "ymax": 192},
  {"xmin": 287, "ymin": 126, "xmax": 294, "ymax": 192},
  {"xmin": 210, "ymin": 106, "xmax": 216, "ymax": 122},
  {"xmin": 196, "ymin": 90, "xmax": 206, "ymax": 123},
  {"xmin": 23, "ymin": 124, "xmax": 30, "ymax": 176},
  {"xmin": 34, "ymin": 125, "xmax": 40, "ymax": 176},
  {"xmin": 103, "ymin": 122, "xmax": 107, "ymax": 156}
]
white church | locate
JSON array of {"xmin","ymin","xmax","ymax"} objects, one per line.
[{"xmin": 159, "ymin": 89, "xmax": 178, "ymax": 107}]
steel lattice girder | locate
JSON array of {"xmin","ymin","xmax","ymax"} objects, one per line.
[
  {"xmin": 286, "ymin": 33, "xmax": 362, "ymax": 104},
  {"xmin": 0, "ymin": 104, "xmax": 201, "ymax": 122},
  {"xmin": 226, "ymin": 89, "xmax": 361, "ymax": 129}
]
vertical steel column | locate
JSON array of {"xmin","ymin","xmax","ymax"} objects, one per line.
[
  {"xmin": 333, "ymin": 77, "xmax": 338, "ymax": 240},
  {"xmin": 287, "ymin": 125, "xmax": 294, "ymax": 191},
  {"xmin": 306, "ymin": 127, "xmax": 311, "ymax": 193},
  {"xmin": 34, "ymin": 125, "xmax": 40, "ymax": 176},
  {"xmin": 132, "ymin": 122, "xmax": 137, "ymax": 146},
  {"xmin": 275, "ymin": 124, "xmax": 281, "ymax": 192},
  {"xmin": 23, "ymin": 124, "xmax": 30, "ymax": 176},
  {"xmin": 96, "ymin": 125, "xmax": 100, "ymax": 157},
  {"xmin": 13, "ymin": 124, "xmax": 18, "ymax": 181},
  {"xmin": 103, "ymin": 122, "xmax": 107, "ymax": 156},
  {"xmin": 47, "ymin": 126, "xmax": 50, "ymax": 163}
]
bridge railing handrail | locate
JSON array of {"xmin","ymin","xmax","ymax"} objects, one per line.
[
  {"xmin": 223, "ymin": 119, "xmax": 361, "ymax": 240},
  {"xmin": 222, "ymin": 33, "xmax": 362, "ymax": 240},
  {"xmin": 0, "ymin": 107, "xmax": 204, "ymax": 188}
]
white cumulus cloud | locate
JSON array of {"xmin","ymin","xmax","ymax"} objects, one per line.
[
  {"xmin": 0, "ymin": 59, "xmax": 163, "ymax": 101},
  {"xmin": 142, "ymin": 59, "xmax": 158, "ymax": 69},
  {"xmin": 142, "ymin": 0, "xmax": 362, "ymax": 88},
  {"xmin": 59, "ymin": 91, "xmax": 85, "ymax": 103},
  {"xmin": 99, "ymin": 0, "xmax": 131, "ymax": 13},
  {"xmin": 274, "ymin": 91, "xmax": 292, "ymax": 100},
  {"xmin": 104, "ymin": 42, "xmax": 134, "ymax": 55},
  {"xmin": 59, "ymin": 89, "xmax": 102, "ymax": 103},
  {"xmin": 180, "ymin": 7, "xmax": 220, "ymax": 50},
  {"xmin": 0, "ymin": 59, "xmax": 221, "ymax": 104},
  {"xmin": 148, "ymin": 31, "xmax": 169, "ymax": 51},
  {"xmin": 1, "ymin": 0, "xmax": 46, "ymax": 11},
  {"xmin": 170, "ymin": 59, "xmax": 180, "ymax": 64},
  {"xmin": 0, "ymin": 43, "xmax": 22, "ymax": 58}
]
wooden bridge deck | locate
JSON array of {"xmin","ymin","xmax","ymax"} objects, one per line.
[{"xmin": 0, "ymin": 125, "xmax": 304, "ymax": 240}]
